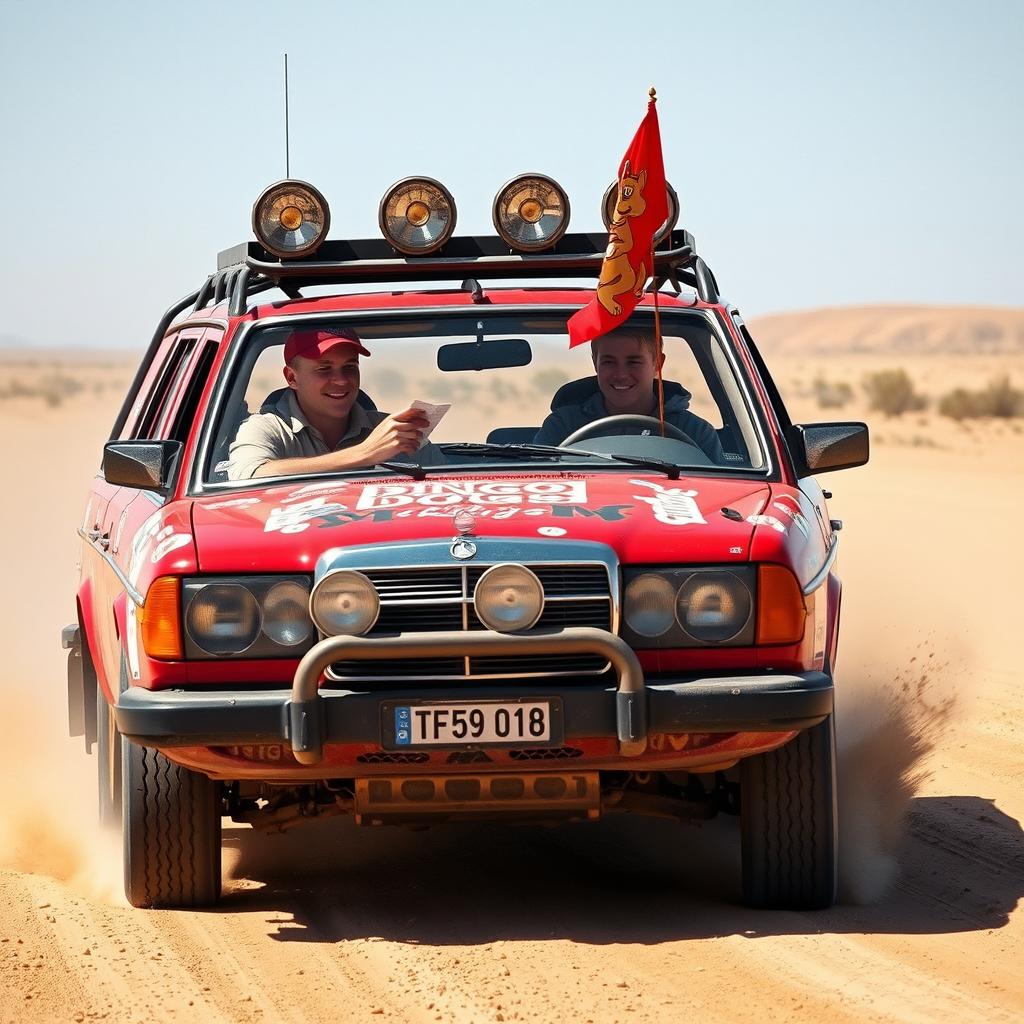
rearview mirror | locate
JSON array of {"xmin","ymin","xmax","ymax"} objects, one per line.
[
  {"xmin": 437, "ymin": 338, "xmax": 532, "ymax": 372},
  {"xmin": 102, "ymin": 440, "xmax": 182, "ymax": 493},
  {"xmin": 790, "ymin": 422, "xmax": 869, "ymax": 475}
]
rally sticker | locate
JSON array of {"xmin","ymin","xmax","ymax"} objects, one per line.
[
  {"xmin": 630, "ymin": 479, "xmax": 706, "ymax": 526},
  {"xmin": 772, "ymin": 495, "xmax": 811, "ymax": 539},
  {"xmin": 356, "ymin": 480, "xmax": 587, "ymax": 510},
  {"xmin": 747, "ymin": 513, "xmax": 787, "ymax": 534}
]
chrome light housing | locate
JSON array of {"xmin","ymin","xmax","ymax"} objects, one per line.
[
  {"xmin": 182, "ymin": 576, "xmax": 314, "ymax": 659},
  {"xmin": 473, "ymin": 564, "xmax": 544, "ymax": 632},
  {"xmin": 675, "ymin": 571, "xmax": 753, "ymax": 643},
  {"xmin": 311, "ymin": 570, "xmax": 380, "ymax": 636},
  {"xmin": 252, "ymin": 180, "xmax": 331, "ymax": 259},
  {"xmin": 623, "ymin": 573, "xmax": 676, "ymax": 638},
  {"xmin": 379, "ymin": 177, "xmax": 457, "ymax": 254},
  {"xmin": 185, "ymin": 583, "xmax": 262, "ymax": 655},
  {"xmin": 601, "ymin": 179, "xmax": 679, "ymax": 246},
  {"xmin": 492, "ymin": 173, "xmax": 570, "ymax": 252}
]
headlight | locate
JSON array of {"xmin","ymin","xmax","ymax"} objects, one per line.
[
  {"xmin": 181, "ymin": 576, "xmax": 313, "ymax": 659},
  {"xmin": 675, "ymin": 571, "xmax": 752, "ymax": 643},
  {"xmin": 262, "ymin": 581, "xmax": 313, "ymax": 647},
  {"xmin": 492, "ymin": 174, "xmax": 570, "ymax": 252},
  {"xmin": 473, "ymin": 564, "xmax": 544, "ymax": 632},
  {"xmin": 623, "ymin": 573, "xmax": 675, "ymax": 637},
  {"xmin": 378, "ymin": 177, "xmax": 457, "ymax": 254},
  {"xmin": 252, "ymin": 180, "xmax": 331, "ymax": 258},
  {"xmin": 185, "ymin": 583, "xmax": 262, "ymax": 655},
  {"xmin": 311, "ymin": 570, "xmax": 380, "ymax": 636},
  {"xmin": 620, "ymin": 567, "xmax": 757, "ymax": 648}
]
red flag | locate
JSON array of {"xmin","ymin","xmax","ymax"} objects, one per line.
[{"xmin": 568, "ymin": 94, "xmax": 669, "ymax": 348}]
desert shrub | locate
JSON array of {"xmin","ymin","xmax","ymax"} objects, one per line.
[
  {"xmin": 862, "ymin": 368, "xmax": 927, "ymax": 417},
  {"xmin": 938, "ymin": 375, "xmax": 1024, "ymax": 420},
  {"xmin": 372, "ymin": 367, "xmax": 408, "ymax": 401},
  {"xmin": 489, "ymin": 378, "xmax": 522, "ymax": 404},
  {"xmin": 531, "ymin": 367, "xmax": 572, "ymax": 395},
  {"xmin": 812, "ymin": 376, "xmax": 853, "ymax": 409}
]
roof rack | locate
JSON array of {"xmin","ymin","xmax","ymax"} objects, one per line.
[{"xmin": 203, "ymin": 229, "xmax": 716, "ymax": 318}]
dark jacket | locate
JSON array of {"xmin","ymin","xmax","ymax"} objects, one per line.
[{"xmin": 533, "ymin": 390, "xmax": 725, "ymax": 463}]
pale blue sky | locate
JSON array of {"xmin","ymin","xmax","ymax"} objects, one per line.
[{"xmin": 1, "ymin": 0, "xmax": 1021, "ymax": 347}]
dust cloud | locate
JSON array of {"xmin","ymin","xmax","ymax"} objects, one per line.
[
  {"xmin": 835, "ymin": 640, "xmax": 963, "ymax": 904},
  {"xmin": 0, "ymin": 698, "xmax": 124, "ymax": 905}
]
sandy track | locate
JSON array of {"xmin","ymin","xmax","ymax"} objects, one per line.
[{"xmin": 1, "ymin": 387, "xmax": 1021, "ymax": 1024}]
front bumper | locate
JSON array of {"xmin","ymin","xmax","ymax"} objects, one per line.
[{"xmin": 115, "ymin": 627, "xmax": 832, "ymax": 763}]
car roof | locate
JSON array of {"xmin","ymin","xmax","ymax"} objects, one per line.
[{"xmin": 172, "ymin": 287, "xmax": 715, "ymax": 331}]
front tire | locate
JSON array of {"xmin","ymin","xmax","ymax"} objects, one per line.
[
  {"xmin": 740, "ymin": 715, "xmax": 838, "ymax": 910},
  {"xmin": 122, "ymin": 741, "xmax": 223, "ymax": 908}
]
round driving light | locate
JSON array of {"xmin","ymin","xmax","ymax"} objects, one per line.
[
  {"xmin": 252, "ymin": 179, "xmax": 331, "ymax": 259},
  {"xmin": 311, "ymin": 570, "xmax": 380, "ymax": 636},
  {"xmin": 675, "ymin": 572, "xmax": 752, "ymax": 643},
  {"xmin": 186, "ymin": 584, "xmax": 262, "ymax": 656},
  {"xmin": 623, "ymin": 574, "xmax": 675, "ymax": 638},
  {"xmin": 601, "ymin": 179, "xmax": 679, "ymax": 246},
  {"xmin": 492, "ymin": 174, "xmax": 571, "ymax": 252},
  {"xmin": 473, "ymin": 564, "xmax": 544, "ymax": 633},
  {"xmin": 379, "ymin": 177, "xmax": 457, "ymax": 255},
  {"xmin": 262, "ymin": 581, "xmax": 313, "ymax": 647}
]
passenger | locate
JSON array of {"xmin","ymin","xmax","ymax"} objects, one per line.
[
  {"xmin": 228, "ymin": 327, "xmax": 443, "ymax": 480},
  {"xmin": 533, "ymin": 329, "xmax": 725, "ymax": 463}
]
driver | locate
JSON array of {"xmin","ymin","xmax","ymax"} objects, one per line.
[{"xmin": 532, "ymin": 329, "xmax": 725, "ymax": 463}]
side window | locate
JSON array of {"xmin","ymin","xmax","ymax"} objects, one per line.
[
  {"xmin": 130, "ymin": 335, "xmax": 198, "ymax": 439},
  {"xmin": 736, "ymin": 320, "xmax": 793, "ymax": 434},
  {"xmin": 165, "ymin": 341, "xmax": 218, "ymax": 443}
]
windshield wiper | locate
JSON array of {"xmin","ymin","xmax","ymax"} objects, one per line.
[
  {"xmin": 440, "ymin": 442, "xmax": 575, "ymax": 460},
  {"xmin": 585, "ymin": 452, "xmax": 684, "ymax": 479},
  {"xmin": 376, "ymin": 461, "xmax": 428, "ymax": 480}
]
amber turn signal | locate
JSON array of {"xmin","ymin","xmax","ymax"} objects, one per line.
[
  {"xmin": 756, "ymin": 565, "xmax": 806, "ymax": 645},
  {"xmin": 140, "ymin": 576, "xmax": 183, "ymax": 659}
]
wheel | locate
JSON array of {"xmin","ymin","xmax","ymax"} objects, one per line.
[
  {"xmin": 740, "ymin": 715, "xmax": 837, "ymax": 910},
  {"xmin": 95, "ymin": 682, "xmax": 121, "ymax": 829},
  {"xmin": 122, "ymin": 740, "xmax": 223, "ymax": 908},
  {"xmin": 560, "ymin": 414, "xmax": 696, "ymax": 447}
]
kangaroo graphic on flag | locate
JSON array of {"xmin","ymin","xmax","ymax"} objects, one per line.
[{"xmin": 597, "ymin": 161, "xmax": 649, "ymax": 316}]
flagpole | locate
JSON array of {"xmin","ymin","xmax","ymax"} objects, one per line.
[{"xmin": 649, "ymin": 87, "xmax": 666, "ymax": 437}]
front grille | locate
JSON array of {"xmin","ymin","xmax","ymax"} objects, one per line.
[
  {"xmin": 508, "ymin": 747, "xmax": 584, "ymax": 761},
  {"xmin": 356, "ymin": 750, "xmax": 431, "ymax": 765},
  {"xmin": 327, "ymin": 561, "xmax": 614, "ymax": 684}
]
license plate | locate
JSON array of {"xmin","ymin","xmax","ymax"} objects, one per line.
[{"xmin": 387, "ymin": 700, "xmax": 556, "ymax": 747}]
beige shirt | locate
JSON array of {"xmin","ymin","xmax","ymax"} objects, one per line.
[{"xmin": 227, "ymin": 390, "xmax": 442, "ymax": 481}]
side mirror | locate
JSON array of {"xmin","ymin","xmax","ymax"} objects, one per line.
[
  {"xmin": 437, "ymin": 338, "xmax": 532, "ymax": 371},
  {"xmin": 790, "ymin": 422, "xmax": 869, "ymax": 475},
  {"xmin": 102, "ymin": 440, "xmax": 182, "ymax": 493}
]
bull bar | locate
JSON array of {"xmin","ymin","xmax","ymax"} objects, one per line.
[{"xmin": 112, "ymin": 626, "xmax": 835, "ymax": 760}]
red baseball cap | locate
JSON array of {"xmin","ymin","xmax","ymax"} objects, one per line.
[{"xmin": 283, "ymin": 327, "xmax": 371, "ymax": 363}]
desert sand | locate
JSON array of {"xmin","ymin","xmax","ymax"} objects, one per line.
[{"xmin": 0, "ymin": 315, "xmax": 1021, "ymax": 1023}]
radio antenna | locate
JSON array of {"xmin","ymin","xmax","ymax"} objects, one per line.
[{"xmin": 284, "ymin": 53, "xmax": 290, "ymax": 178}]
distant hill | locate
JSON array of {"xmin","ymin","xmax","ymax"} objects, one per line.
[{"xmin": 746, "ymin": 305, "xmax": 1024, "ymax": 356}]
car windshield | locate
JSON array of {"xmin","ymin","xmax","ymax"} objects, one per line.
[{"xmin": 201, "ymin": 308, "xmax": 767, "ymax": 486}]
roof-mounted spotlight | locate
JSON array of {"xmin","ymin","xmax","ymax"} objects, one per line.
[
  {"xmin": 379, "ymin": 177, "xmax": 457, "ymax": 255},
  {"xmin": 252, "ymin": 180, "xmax": 331, "ymax": 259},
  {"xmin": 601, "ymin": 179, "xmax": 679, "ymax": 246},
  {"xmin": 492, "ymin": 173, "xmax": 570, "ymax": 253}
]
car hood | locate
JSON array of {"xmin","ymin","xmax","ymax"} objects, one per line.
[{"xmin": 191, "ymin": 472, "xmax": 773, "ymax": 574}]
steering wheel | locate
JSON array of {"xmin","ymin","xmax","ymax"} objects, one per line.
[{"xmin": 561, "ymin": 414, "xmax": 698, "ymax": 448}]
